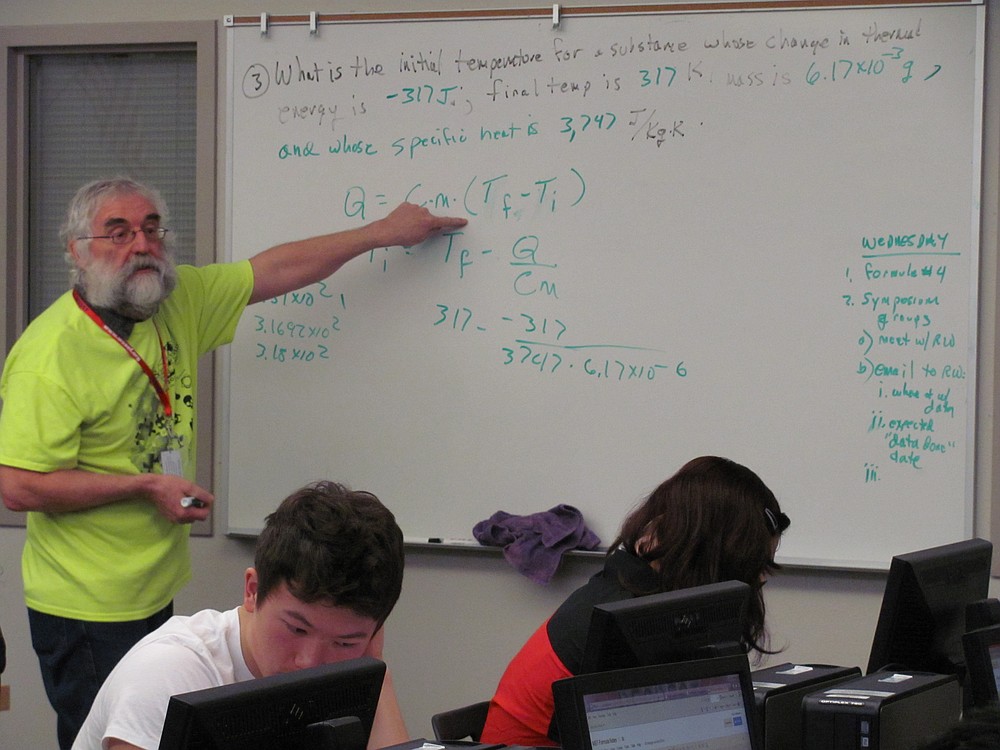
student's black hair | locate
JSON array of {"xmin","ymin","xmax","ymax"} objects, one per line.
[{"xmin": 254, "ymin": 481, "xmax": 404, "ymax": 626}]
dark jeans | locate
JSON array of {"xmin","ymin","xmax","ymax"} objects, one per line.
[{"xmin": 28, "ymin": 603, "xmax": 174, "ymax": 749}]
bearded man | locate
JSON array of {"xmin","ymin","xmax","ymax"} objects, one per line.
[{"xmin": 0, "ymin": 177, "xmax": 466, "ymax": 749}]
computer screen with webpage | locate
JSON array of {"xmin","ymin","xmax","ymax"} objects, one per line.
[{"xmin": 554, "ymin": 655, "xmax": 758, "ymax": 750}]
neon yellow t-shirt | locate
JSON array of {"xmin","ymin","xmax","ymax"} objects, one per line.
[{"xmin": 0, "ymin": 261, "xmax": 253, "ymax": 621}]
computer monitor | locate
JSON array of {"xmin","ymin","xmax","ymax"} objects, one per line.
[
  {"xmin": 866, "ymin": 537, "xmax": 993, "ymax": 683},
  {"xmin": 966, "ymin": 598, "xmax": 1000, "ymax": 631},
  {"xmin": 157, "ymin": 655, "xmax": 385, "ymax": 750},
  {"xmin": 578, "ymin": 580, "xmax": 751, "ymax": 674},
  {"xmin": 553, "ymin": 653, "xmax": 760, "ymax": 750},
  {"xmin": 963, "ymin": 624, "xmax": 1000, "ymax": 708}
]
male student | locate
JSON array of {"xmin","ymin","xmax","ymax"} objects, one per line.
[
  {"xmin": 72, "ymin": 480, "xmax": 408, "ymax": 750},
  {"xmin": 0, "ymin": 177, "xmax": 465, "ymax": 748}
]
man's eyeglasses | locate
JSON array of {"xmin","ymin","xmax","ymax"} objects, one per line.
[{"xmin": 78, "ymin": 226, "xmax": 169, "ymax": 246}]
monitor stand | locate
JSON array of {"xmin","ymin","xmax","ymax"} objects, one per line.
[{"xmin": 304, "ymin": 716, "xmax": 367, "ymax": 750}]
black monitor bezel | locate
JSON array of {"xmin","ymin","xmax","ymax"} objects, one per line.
[
  {"xmin": 579, "ymin": 579, "xmax": 751, "ymax": 674},
  {"xmin": 553, "ymin": 653, "xmax": 761, "ymax": 750},
  {"xmin": 157, "ymin": 655, "xmax": 385, "ymax": 750},
  {"xmin": 866, "ymin": 537, "xmax": 993, "ymax": 678},
  {"xmin": 962, "ymin": 624, "xmax": 1000, "ymax": 708}
]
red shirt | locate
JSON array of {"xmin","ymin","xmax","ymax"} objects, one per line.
[
  {"xmin": 480, "ymin": 619, "xmax": 569, "ymax": 747},
  {"xmin": 482, "ymin": 547, "xmax": 660, "ymax": 746}
]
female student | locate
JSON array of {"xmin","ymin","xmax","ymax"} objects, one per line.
[{"xmin": 479, "ymin": 455, "xmax": 791, "ymax": 747}]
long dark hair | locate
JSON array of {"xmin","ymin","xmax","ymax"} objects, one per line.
[{"xmin": 612, "ymin": 456, "xmax": 789, "ymax": 656}]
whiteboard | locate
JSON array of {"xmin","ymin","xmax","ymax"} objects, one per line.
[{"xmin": 221, "ymin": 2, "xmax": 984, "ymax": 569}]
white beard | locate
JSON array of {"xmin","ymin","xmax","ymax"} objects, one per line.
[{"xmin": 79, "ymin": 254, "xmax": 178, "ymax": 320}]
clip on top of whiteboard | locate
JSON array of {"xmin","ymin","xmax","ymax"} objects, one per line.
[
  {"xmin": 552, "ymin": 4, "xmax": 560, "ymax": 28},
  {"xmin": 260, "ymin": 12, "xmax": 269, "ymax": 35},
  {"xmin": 309, "ymin": 11, "xmax": 318, "ymax": 34}
]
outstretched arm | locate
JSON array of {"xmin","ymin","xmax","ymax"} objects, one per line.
[{"xmin": 248, "ymin": 202, "xmax": 467, "ymax": 305}]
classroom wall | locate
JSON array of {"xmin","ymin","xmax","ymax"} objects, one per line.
[{"xmin": 1, "ymin": 1, "xmax": 999, "ymax": 748}]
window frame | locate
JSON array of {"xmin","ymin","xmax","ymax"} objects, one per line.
[{"xmin": 0, "ymin": 21, "xmax": 218, "ymax": 531}]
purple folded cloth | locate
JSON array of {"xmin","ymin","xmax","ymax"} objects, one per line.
[{"xmin": 472, "ymin": 504, "xmax": 602, "ymax": 584}]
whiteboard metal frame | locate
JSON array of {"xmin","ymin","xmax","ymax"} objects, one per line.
[{"xmin": 216, "ymin": 0, "xmax": 987, "ymax": 570}]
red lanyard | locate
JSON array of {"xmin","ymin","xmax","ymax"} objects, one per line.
[{"xmin": 72, "ymin": 289, "xmax": 173, "ymax": 419}]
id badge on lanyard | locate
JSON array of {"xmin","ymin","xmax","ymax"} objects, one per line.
[
  {"xmin": 160, "ymin": 449, "xmax": 183, "ymax": 476},
  {"xmin": 161, "ymin": 427, "xmax": 184, "ymax": 476}
]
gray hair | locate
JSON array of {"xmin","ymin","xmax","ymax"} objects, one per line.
[{"xmin": 61, "ymin": 177, "xmax": 171, "ymax": 279}]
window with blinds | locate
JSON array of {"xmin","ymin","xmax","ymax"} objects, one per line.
[{"xmin": 26, "ymin": 49, "xmax": 197, "ymax": 319}]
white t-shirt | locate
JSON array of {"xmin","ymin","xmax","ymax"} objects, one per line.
[{"xmin": 72, "ymin": 607, "xmax": 254, "ymax": 750}]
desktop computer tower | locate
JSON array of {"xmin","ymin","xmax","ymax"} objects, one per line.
[
  {"xmin": 751, "ymin": 663, "xmax": 861, "ymax": 750},
  {"xmin": 802, "ymin": 671, "xmax": 960, "ymax": 750}
]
